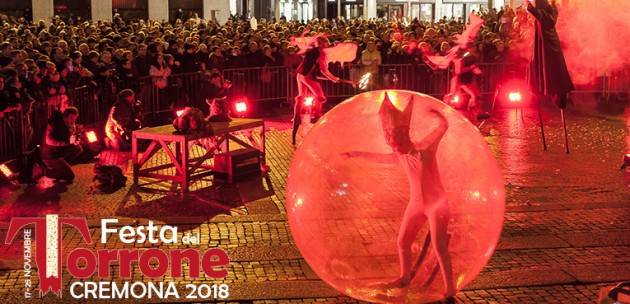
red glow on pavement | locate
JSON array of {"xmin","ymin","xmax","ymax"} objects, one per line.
[
  {"xmin": 508, "ymin": 92, "xmax": 522, "ymax": 103},
  {"xmin": 0, "ymin": 164, "xmax": 13, "ymax": 178},
  {"xmin": 176, "ymin": 110, "xmax": 185, "ymax": 117},
  {"xmin": 86, "ymin": 131, "xmax": 98, "ymax": 143},
  {"xmin": 304, "ymin": 97, "xmax": 314, "ymax": 107},
  {"xmin": 235, "ymin": 101, "xmax": 248, "ymax": 113}
]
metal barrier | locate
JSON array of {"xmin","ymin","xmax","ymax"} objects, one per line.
[
  {"xmin": 223, "ymin": 66, "xmax": 292, "ymax": 103},
  {"xmin": 67, "ymin": 85, "xmax": 102, "ymax": 126},
  {"xmin": 0, "ymin": 109, "xmax": 28, "ymax": 163},
  {"xmin": 1, "ymin": 62, "xmax": 627, "ymax": 164},
  {"xmin": 135, "ymin": 72, "xmax": 205, "ymax": 121}
]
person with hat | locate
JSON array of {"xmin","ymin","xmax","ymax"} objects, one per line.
[
  {"xmin": 527, "ymin": 0, "xmax": 574, "ymax": 109},
  {"xmin": 104, "ymin": 89, "xmax": 143, "ymax": 151}
]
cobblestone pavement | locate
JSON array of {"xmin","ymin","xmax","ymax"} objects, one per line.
[{"xmin": 0, "ymin": 106, "xmax": 628, "ymax": 304}]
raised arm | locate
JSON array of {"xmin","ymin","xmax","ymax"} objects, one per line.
[
  {"xmin": 414, "ymin": 109, "xmax": 449, "ymax": 151},
  {"xmin": 342, "ymin": 151, "xmax": 397, "ymax": 164}
]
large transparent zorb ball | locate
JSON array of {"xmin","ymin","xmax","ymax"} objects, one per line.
[{"xmin": 286, "ymin": 90, "xmax": 505, "ymax": 303}]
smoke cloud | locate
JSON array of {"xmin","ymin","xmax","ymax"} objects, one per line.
[{"xmin": 557, "ymin": 0, "xmax": 630, "ymax": 85}]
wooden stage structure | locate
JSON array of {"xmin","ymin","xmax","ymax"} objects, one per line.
[{"xmin": 131, "ymin": 118, "xmax": 265, "ymax": 196}]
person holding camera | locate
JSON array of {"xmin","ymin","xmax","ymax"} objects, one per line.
[{"xmin": 40, "ymin": 107, "xmax": 82, "ymax": 183}]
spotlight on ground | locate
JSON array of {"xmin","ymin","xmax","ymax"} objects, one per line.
[
  {"xmin": 0, "ymin": 162, "xmax": 16, "ymax": 181},
  {"xmin": 496, "ymin": 80, "xmax": 532, "ymax": 108},
  {"xmin": 81, "ymin": 129, "xmax": 102, "ymax": 155},
  {"xmin": 86, "ymin": 130, "xmax": 98, "ymax": 143},
  {"xmin": 508, "ymin": 91, "xmax": 523, "ymax": 103}
]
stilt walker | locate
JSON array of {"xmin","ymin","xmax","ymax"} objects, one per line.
[{"xmin": 527, "ymin": 0, "xmax": 574, "ymax": 153}]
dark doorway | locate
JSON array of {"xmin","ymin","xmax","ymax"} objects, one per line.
[
  {"xmin": 113, "ymin": 0, "xmax": 148, "ymax": 21},
  {"xmin": 316, "ymin": 0, "xmax": 327, "ymax": 19},
  {"xmin": 53, "ymin": 0, "xmax": 90, "ymax": 22},
  {"xmin": 0, "ymin": 2, "xmax": 32, "ymax": 21},
  {"xmin": 169, "ymin": 0, "xmax": 203, "ymax": 21},
  {"xmin": 326, "ymin": 1, "xmax": 337, "ymax": 19}
]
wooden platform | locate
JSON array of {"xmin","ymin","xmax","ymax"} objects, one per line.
[{"xmin": 131, "ymin": 118, "xmax": 266, "ymax": 196}]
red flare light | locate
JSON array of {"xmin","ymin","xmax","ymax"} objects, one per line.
[
  {"xmin": 304, "ymin": 97, "xmax": 314, "ymax": 107},
  {"xmin": 508, "ymin": 92, "xmax": 522, "ymax": 103},
  {"xmin": 235, "ymin": 101, "xmax": 247, "ymax": 113},
  {"xmin": 86, "ymin": 131, "xmax": 98, "ymax": 143},
  {"xmin": 176, "ymin": 110, "xmax": 185, "ymax": 117},
  {"xmin": 452, "ymin": 95, "xmax": 460, "ymax": 104}
]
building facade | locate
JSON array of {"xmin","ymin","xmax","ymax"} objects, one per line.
[
  {"xmin": 314, "ymin": 0, "xmax": 500, "ymax": 21},
  {"xmin": 12, "ymin": 0, "xmax": 232, "ymax": 24},
  {"xmin": 7, "ymin": 0, "xmax": 570, "ymax": 24}
]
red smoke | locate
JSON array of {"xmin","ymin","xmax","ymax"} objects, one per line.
[{"xmin": 556, "ymin": 0, "xmax": 630, "ymax": 85}]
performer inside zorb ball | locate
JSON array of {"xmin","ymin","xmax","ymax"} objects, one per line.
[
  {"xmin": 287, "ymin": 90, "xmax": 505, "ymax": 303},
  {"xmin": 344, "ymin": 92, "xmax": 454, "ymax": 297}
]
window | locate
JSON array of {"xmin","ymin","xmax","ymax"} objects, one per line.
[
  {"xmin": 442, "ymin": 3, "xmax": 464, "ymax": 20},
  {"xmin": 410, "ymin": 3, "xmax": 420, "ymax": 19},
  {"xmin": 468, "ymin": 3, "xmax": 481, "ymax": 14},
  {"xmin": 280, "ymin": 0, "xmax": 293, "ymax": 19},
  {"xmin": 420, "ymin": 3, "xmax": 433, "ymax": 22},
  {"xmin": 344, "ymin": 3, "xmax": 363, "ymax": 19}
]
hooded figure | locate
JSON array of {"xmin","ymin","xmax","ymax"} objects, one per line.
[{"xmin": 528, "ymin": 0, "xmax": 574, "ymax": 108}]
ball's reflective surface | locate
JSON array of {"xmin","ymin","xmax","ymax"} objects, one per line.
[{"xmin": 287, "ymin": 90, "xmax": 505, "ymax": 303}]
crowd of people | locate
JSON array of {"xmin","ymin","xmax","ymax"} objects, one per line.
[{"xmin": 0, "ymin": 6, "xmax": 534, "ymax": 182}]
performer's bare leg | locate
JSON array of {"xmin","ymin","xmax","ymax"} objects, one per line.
[
  {"xmin": 388, "ymin": 200, "xmax": 427, "ymax": 287},
  {"xmin": 299, "ymin": 76, "xmax": 326, "ymax": 122},
  {"xmin": 292, "ymin": 97, "xmax": 302, "ymax": 146},
  {"xmin": 418, "ymin": 108, "xmax": 455, "ymax": 297},
  {"xmin": 449, "ymin": 76, "xmax": 459, "ymax": 95},
  {"xmin": 461, "ymin": 84, "xmax": 488, "ymax": 120},
  {"xmin": 460, "ymin": 84, "xmax": 479, "ymax": 110},
  {"xmin": 292, "ymin": 74, "xmax": 309, "ymax": 145},
  {"xmin": 428, "ymin": 202, "xmax": 455, "ymax": 297}
]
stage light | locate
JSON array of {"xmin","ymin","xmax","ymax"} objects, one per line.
[
  {"xmin": 235, "ymin": 101, "xmax": 247, "ymax": 113},
  {"xmin": 0, "ymin": 163, "xmax": 15, "ymax": 179},
  {"xmin": 622, "ymin": 153, "xmax": 630, "ymax": 170},
  {"xmin": 508, "ymin": 92, "xmax": 522, "ymax": 103},
  {"xmin": 495, "ymin": 80, "xmax": 531, "ymax": 109},
  {"xmin": 304, "ymin": 97, "xmax": 314, "ymax": 107},
  {"xmin": 176, "ymin": 109, "xmax": 185, "ymax": 117},
  {"xmin": 86, "ymin": 130, "xmax": 98, "ymax": 143}
]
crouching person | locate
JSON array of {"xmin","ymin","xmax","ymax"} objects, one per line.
[
  {"xmin": 41, "ymin": 107, "xmax": 82, "ymax": 183},
  {"xmin": 105, "ymin": 89, "xmax": 143, "ymax": 151}
]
